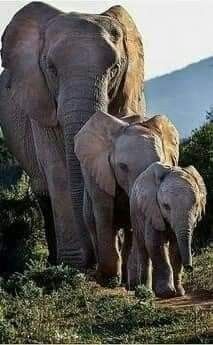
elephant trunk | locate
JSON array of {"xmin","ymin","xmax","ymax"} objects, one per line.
[
  {"xmin": 175, "ymin": 227, "xmax": 193, "ymax": 272},
  {"xmin": 59, "ymin": 74, "xmax": 108, "ymax": 267}
]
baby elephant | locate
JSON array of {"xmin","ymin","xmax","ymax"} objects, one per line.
[
  {"xmin": 74, "ymin": 110, "xmax": 179, "ymax": 286},
  {"xmin": 129, "ymin": 161, "xmax": 206, "ymax": 298}
]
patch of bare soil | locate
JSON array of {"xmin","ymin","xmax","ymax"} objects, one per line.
[
  {"xmin": 89, "ymin": 278, "xmax": 213, "ymax": 310},
  {"xmin": 157, "ymin": 293, "xmax": 213, "ymax": 337},
  {"xmin": 156, "ymin": 292, "xmax": 213, "ymax": 311}
]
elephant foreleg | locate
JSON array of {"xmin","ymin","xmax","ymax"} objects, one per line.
[
  {"xmin": 82, "ymin": 172, "xmax": 121, "ymax": 286},
  {"xmin": 169, "ymin": 234, "xmax": 185, "ymax": 296},
  {"xmin": 127, "ymin": 233, "xmax": 151, "ymax": 290},
  {"xmin": 95, "ymin": 217, "xmax": 121, "ymax": 286},
  {"xmin": 94, "ymin": 199, "xmax": 121, "ymax": 285},
  {"xmin": 83, "ymin": 189, "xmax": 97, "ymax": 267},
  {"xmin": 146, "ymin": 229, "xmax": 176, "ymax": 298},
  {"xmin": 31, "ymin": 121, "xmax": 84, "ymax": 268}
]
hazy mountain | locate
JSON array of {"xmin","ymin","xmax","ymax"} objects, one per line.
[{"xmin": 145, "ymin": 57, "xmax": 213, "ymax": 138}]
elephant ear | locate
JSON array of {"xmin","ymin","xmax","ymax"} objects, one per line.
[
  {"xmin": 130, "ymin": 162, "xmax": 171, "ymax": 233},
  {"xmin": 1, "ymin": 2, "xmax": 61, "ymax": 126},
  {"xmin": 74, "ymin": 111, "xmax": 128, "ymax": 197},
  {"xmin": 103, "ymin": 6, "xmax": 144, "ymax": 115},
  {"xmin": 183, "ymin": 166, "xmax": 207, "ymax": 218},
  {"xmin": 143, "ymin": 115, "xmax": 180, "ymax": 165}
]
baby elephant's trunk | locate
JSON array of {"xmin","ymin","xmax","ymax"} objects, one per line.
[{"xmin": 176, "ymin": 229, "xmax": 193, "ymax": 272}]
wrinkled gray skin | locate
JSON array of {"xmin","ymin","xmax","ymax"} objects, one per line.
[
  {"xmin": 74, "ymin": 111, "xmax": 179, "ymax": 286},
  {"xmin": 130, "ymin": 162, "xmax": 206, "ymax": 297},
  {"xmin": 0, "ymin": 2, "xmax": 145, "ymax": 267}
]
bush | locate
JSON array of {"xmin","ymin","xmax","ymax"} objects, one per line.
[
  {"xmin": 30, "ymin": 264, "xmax": 86, "ymax": 292},
  {"xmin": 180, "ymin": 120, "xmax": 213, "ymax": 250},
  {"xmin": 0, "ymin": 136, "xmax": 45, "ymax": 275},
  {"xmin": 134, "ymin": 285, "xmax": 154, "ymax": 302},
  {"xmin": 184, "ymin": 248, "xmax": 213, "ymax": 294}
]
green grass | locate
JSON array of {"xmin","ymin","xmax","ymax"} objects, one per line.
[
  {"xmin": 184, "ymin": 248, "xmax": 213, "ymax": 295},
  {"xmin": 0, "ymin": 250, "xmax": 212, "ymax": 344}
]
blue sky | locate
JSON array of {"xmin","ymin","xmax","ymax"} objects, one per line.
[{"xmin": 0, "ymin": 0, "xmax": 212, "ymax": 79}]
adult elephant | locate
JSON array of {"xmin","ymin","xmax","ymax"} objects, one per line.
[{"xmin": 0, "ymin": 2, "xmax": 145, "ymax": 268}]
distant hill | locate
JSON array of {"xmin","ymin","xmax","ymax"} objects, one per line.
[{"xmin": 145, "ymin": 57, "xmax": 213, "ymax": 138}]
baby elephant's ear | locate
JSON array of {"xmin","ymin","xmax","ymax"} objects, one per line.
[
  {"xmin": 183, "ymin": 165, "xmax": 207, "ymax": 218},
  {"xmin": 144, "ymin": 115, "xmax": 180, "ymax": 165},
  {"xmin": 130, "ymin": 162, "xmax": 171, "ymax": 233},
  {"xmin": 74, "ymin": 111, "xmax": 127, "ymax": 197}
]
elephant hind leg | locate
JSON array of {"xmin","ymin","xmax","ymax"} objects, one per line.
[
  {"xmin": 36, "ymin": 193, "xmax": 57, "ymax": 265},
  {"xmin": 120, "ymin": 228, "xmax": 132, "ymax": 284},
  {"xmin": 31, "ymin": 169, "xmax": 57, "ymax": 265}
]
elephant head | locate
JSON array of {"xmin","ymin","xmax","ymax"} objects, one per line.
[
  {"xmin": 74, "ymin": 111, "xmax": 179, "ymax": 197},
  {"xmin": 1, "ymin": 2, "xmax": 145, "ymax": 266},
  {"xmin": 130, "ymin": 162, "xmax": 206, "ymax": 270}
]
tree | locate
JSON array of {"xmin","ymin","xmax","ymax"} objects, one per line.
[{"xmin": 206, "ymin": 107, "xmax": 213, "ymax": 123}]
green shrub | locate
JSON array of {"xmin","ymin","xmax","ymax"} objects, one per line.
[
  {"xmin": 135, "ymin": 284, "xmax": 154, "ymax": 302},
  {"xmin": 30, "ymin": 264, "xmax": 85, "ymax": 292},
  {"xmin": 1, "ymin": 272, "xmax": 42, "ymax": 298},
  {"xmin": 0, "ymin": 136, "xmax": 45, "ymax": 275},
  {"xmin": 180, "ymin": 120, "xmax": 213, "ymax": 250},
  {"xmin": 184, "ymin": 248, "xmax": 213, "ymax": 294}
]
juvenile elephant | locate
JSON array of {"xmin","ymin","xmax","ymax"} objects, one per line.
[
  {"xmin": 74, "ymin": 110, "xmax": 179, "ymax": 285},
  {"xmin": 130, "ymin": 162, "xmax": 206, "ymax": 297},
  {"xmin": 0, "ymin": 2, "xmax": 145, "ymax": 267}
]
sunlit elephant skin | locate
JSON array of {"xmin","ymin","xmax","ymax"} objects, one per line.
[
  {"xmin": 0, "ymin": 2, "xmax": 145, "ymax": 268},
  {"xmin": 74, "ymin": 111, "xmax": 179, "ymax": 285},
  {"xmin": 130, "ymin": 162, "xmax": 206, "ymax": 298}
]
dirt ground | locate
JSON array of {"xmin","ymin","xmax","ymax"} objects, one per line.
[
  {"xmin": 157, "ymin": 292, "xmax": 213, "ymax": 333},
  {"xmin": 156, "ymin": 292, "xmax": 213, "ymax": 310},
  {"xmin": 92, "ymin": 282, "xmax": 213, "ymax": 333}
]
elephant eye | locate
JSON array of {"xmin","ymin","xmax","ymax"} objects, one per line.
[
  {"xmin": 119, "ymin": 162, "xmax": 128, "ymax": 172},
  {"xmin": 163, "ymin": 203, "xmax": 170, "ymax": 211},
  {"xmin": 110, "ymin": 63, "xmax": 120, "ymax": 79},
  {"xmin": 110, "ymin": 26, "xmax": 121, "ymax": 41},
  {"xmin": 48, "ymin": 61, "xmax": 57, "ymax": 77}
]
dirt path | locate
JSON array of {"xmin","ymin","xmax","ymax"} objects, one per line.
[
  {"xmin": 92, "ymin": 282, "xmax": 213, "ymax": 311},
  {"xmin": 156, "ymin": 293, "xmax": 213, "ymax": 311},
  {"xmin": 157, "ymin": 293, "xmax": 213, "ymax": 336},
  {"xmin": 89, "ymin": 273, "xmax": 213, "ymax": 311}
]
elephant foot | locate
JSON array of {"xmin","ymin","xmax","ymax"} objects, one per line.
[
  {"xmin": 154, "ymin": 282, "xmax": 176, "ymax": 299},
  {"xmin": 175, "ymin": 284, "xmax": 185, "ymax": 297},
  {"xmin": 95, "ymin": 269, "xmax": 121, "ymax": 288}
]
